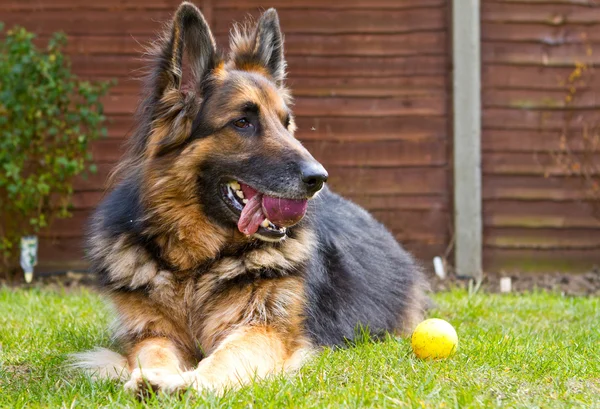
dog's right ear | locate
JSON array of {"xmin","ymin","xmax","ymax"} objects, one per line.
[{"xmin": 155, "ymin": 2, "xmax": 217, "ymax": 96}]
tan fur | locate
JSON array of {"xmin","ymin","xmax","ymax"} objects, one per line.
[
  {"xmin": 92, "ymin": 222, "xmax": 315, "ymax": 394},
  {"xmin": 143, "ymin": 137, "xmax": 229, "ymax": 269},
  {"xmin": 187, "ymin": 325, "xmax": 313, "ymax": 391},
  {"xmin": 129, "ymin": 325, "xmax": 314, "ymax": 394},
  {"xmin": 129, "ymin": 338, "xmax": 186, "ymax": 372}
]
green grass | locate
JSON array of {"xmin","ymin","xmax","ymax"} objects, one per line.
[{"xmin": 0, "ymin": 287, "xmax": 599, "ymax": 408}]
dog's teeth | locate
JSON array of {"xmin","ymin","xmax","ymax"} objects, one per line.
[
  {"xmin": 230, "ymin": 181, "xmax": 241, "ymax": 191},
  {"xmin": 235, "ymin": 190, "xmax": 245, "ymax": 199},
  {"xmin": 261, "ymin": 219, "xmax": 270, "ymax": 228},
  {"xmin": 242, "ymin": 199, "xmax": 248, "ymax": 204}
]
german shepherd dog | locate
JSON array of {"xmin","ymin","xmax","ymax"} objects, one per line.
[{"xmin": 75, "ymin": 2, "xmax": 428, "ymax": 395}]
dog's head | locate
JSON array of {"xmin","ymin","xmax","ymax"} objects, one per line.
[{"xmin": 125, "ymin": 2, "xmax": 327, "ymax": 258}]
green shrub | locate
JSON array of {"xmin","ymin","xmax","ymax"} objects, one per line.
[{"xmin": 0, "ymin": 24, "xmax": 112, "ymax": 274}]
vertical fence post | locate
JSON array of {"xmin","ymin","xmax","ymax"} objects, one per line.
[{"xmin": 453, "ymin": 0, "xmax": 482, "ymax": 280}]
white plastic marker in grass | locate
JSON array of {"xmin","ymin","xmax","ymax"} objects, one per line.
[
  {"xmin": 433, "ymin": 256, "xmax": 446, "ymax": 279},
  {"xmin": 411, "ymin": 318, "xmax": 458, "ymax": 360},
  {"xmin": 20, "ymin": 235, "xmax": 38, "ymax": 284},
  {"xmin": 500, "ymin": 277, "xmax": 512, "ymax": 293}
]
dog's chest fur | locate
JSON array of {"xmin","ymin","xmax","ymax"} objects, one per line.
[{"xmin": 93, "ymin": 228, "xmax": 314, "ymax": 358}]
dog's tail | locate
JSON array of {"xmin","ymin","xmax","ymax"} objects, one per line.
[{"xmin": 69, "ymin": 348, "xmax": 130, "ymax": 381}]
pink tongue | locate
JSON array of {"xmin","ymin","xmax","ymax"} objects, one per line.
[
  {"xmin": 237, "ymin": 193, "xmax": 265, "ymax": 236},
  {"xmin": 262, "ymin": 196, "xmax": 308, "ymax": 227},
  {"xmin": 236, "ymin": 183, "xmax": 309, "ymax": 236}
]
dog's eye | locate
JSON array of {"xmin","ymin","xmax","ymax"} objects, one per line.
[{"xmin": 233, "ymin": 118, "xmax": 252, "ymax": 129}]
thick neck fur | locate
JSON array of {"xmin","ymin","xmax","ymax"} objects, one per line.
[{"xmin": 89, "ymin": 175, "xmax": 316, "ymax": 291}]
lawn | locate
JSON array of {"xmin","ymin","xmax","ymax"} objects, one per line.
[{"xmin": 0, "ymin": 286, "xmax": 598, "ymax": 408}]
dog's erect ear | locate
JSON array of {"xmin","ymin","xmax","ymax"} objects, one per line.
[
  {"xmin": 254, "ymin": 9, "xmax": 286, "ymax": 84},
  {"xmin": 230, "ymin": 8, "xmax": 286, "ymax": 85},
  {"xmin": 156, "ymin": 2, "xmax": 217, "ymax": 95}
]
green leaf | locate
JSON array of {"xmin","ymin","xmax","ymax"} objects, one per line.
[{"xmin": 0, "ymin": 23, "xmax": 113, "ymax": 271}]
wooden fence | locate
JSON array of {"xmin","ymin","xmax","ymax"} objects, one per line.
[
  {"xmin": 481, "ymin": 0, "xmax": 600, "ymax": 272},
  {"xmin": 1, "ymin": 0, "xmax": 599, "ymax": 273}
]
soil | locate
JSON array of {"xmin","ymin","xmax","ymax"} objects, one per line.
[
  {"xmin": 2, "ymin": 268, "xmax": 600, "ymax": 296},
  {"xmin": 428, "ymin": 266, "xmax": 600, "ymax": 296}
]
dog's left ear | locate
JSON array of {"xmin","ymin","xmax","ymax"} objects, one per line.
[
  {"xmin": 253, "ymin": 9, "xmax": 286, "ymax": 85},
  {"xmin": 231, "ymin": 9, "xmax": 286, "ymax": 85}
]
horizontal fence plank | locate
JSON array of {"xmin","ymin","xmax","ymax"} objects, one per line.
[
  {"xmin": 483, "ymin": 65, "xmax": 600, "ymax": 90},
  {"xmin": 305, "ymin": 139, "xmax": 447, "ymax": 167},
  {"xmin": 371, "ymin": 209, "xmax": 449, "ymax": 236},
  {"xmin": 482, "ymin": 152, "xmax": 600, "ymax": 175},
  {"xmin": 289, "ymin": 76, "xmax": 446, "ymax": 97},
  {"xmin": 295, "ymin": 117, "xmax": 448, "ymax": 141},
  {"xmin": 215, "ymin": 1, "xmax": 446, "ymax": 10},
  {"xmin": 213, "ymin": 8, "xmax": 446, "ymax": 34},
  {"xmin": 293, "ymin": 96, "xmax": 446, "ymax": 117},
  {"xmin": 344, "ymin": 194, "xmax": 447, "ymax": 211},
  {"xmin": 64, "ymin": 191, "xmax": 106, "ymax": 210},
  {"xmin": 37, "ymin": 237, "xmax": 88, "ymax": 271},
  {"xmin": 484, "ymin": 88, "xmax": 600, "ymax": 108},
  {"xmin": 105, "ymin": 115, "xmax": 136, "ymax": 139},
  {"xmin": 1, "ymin": 10, "xmax": 174, "ymax": 35},
  {"xmin": 484, "ymin": 247, "xmax": 600, "ymax": 273},
  {"xmin": 482, "ymin": 129, "xmax": 600, "ymax": 152},
  {"xmin": 488, "ymin": 1, "xmax": 600, "ymax": 5},
  {"xmin": 1, "ymin": 0, "xmax": 180, "ymax": 11},
  {"xmin": 483, "ymin": 41, "xmax": 600, "ymax": 66},
  {"xmin": 483, "ymin": 174, "xmax": 596, "ymax": 200},
  {"xmin": 486, "ymin": 226, "xmax": 600, "ymax": 249},
  {"xmin": 483, "ymin": 22, "xmax": 600, "ymax": 44},
  {"xmin": 72, "ymin": 163, "xmax": 115, "ymax": 191},
  {"xmin": 482, "ymin": 2, "xmax": 600, "ymax": 25},
  {"xmin": 484, "ymin": 199, "xmax": 600, "ymax": 228},
  {"xmin": 483, "ymin": 107, "xmax": 598, "ymax": 129},
  {"xmin": 327, "ymin": 167, "xmax": 448, "ymax": 195},
  {"xmin": 89, "ymin": 139, "xmax": 126, "ymax": 163},
  {"xmin": 249, "ymin": 33, "xmax": 447, "ymax": 58}
]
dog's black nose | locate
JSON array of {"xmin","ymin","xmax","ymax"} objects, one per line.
[{"xmin": 300, "ymin": 162, "xmax": 328, "ymax": 195}]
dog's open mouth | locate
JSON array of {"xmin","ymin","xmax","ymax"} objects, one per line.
[{"xmin": 221, "ymin": 181, "xmax": 308, "ymax": 240}]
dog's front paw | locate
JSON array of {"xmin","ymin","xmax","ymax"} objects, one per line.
[{"xmin": 124, "ymin": 367, "xmax": 187, "ymax": 395}]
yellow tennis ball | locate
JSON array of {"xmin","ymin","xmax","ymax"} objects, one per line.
[{"xmin": 411, "ymin": 318, "xmax": 458, "ymax": 360}]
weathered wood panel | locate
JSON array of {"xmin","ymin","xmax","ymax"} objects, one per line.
[
  {"xmin": 483, "ymin": 175, "xmax": 596, "ymax": 201},
  {"xmin": 483, "ymin": 65, "xmax": 600, "ymax": 91},
  {"xmin": 0, "ymin": 0, "xmax": 451, "ymax": 271},
  {"xmin": 484, "ymin": 248, "xmax": 600, "ymax": 273},
  {"xmin": 481, "ymin": 0, "xmax": 600, "ymax": 272}
]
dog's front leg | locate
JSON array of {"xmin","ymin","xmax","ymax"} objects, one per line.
[
  {"xmin": 145, "ymin": 325, "xmax": 313, "ymax": 394},
  {"xmin": 123, "ymin": 337, "xmax": 188, "ymax": 394}
]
